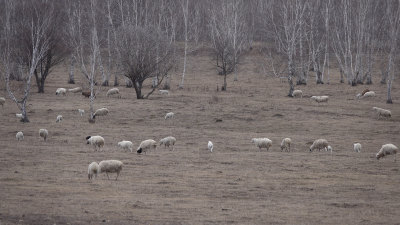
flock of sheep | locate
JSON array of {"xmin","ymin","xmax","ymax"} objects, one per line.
[{"xmin": 1, "ymin": 83, "xmax": 398, "ymax": 181}]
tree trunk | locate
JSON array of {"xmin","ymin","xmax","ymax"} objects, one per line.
[
  {"xmin": 222, "ymin": 73, "xmax": 227, "ymax": 91},
  {"xmin": 380, "ymin": 69, "xmax": 387, "ymax": 84},
  {"xmin": 133, "ymin": 80, "xmax": 143, "ymax": 99},
  {"xmin": 68, "ymin": 54, "xmax": 75, "ymax": 84},
  {"xmin": 387, "ymin": 78, "xmax": 393, "ymax": 104},
  {"xmin": 340, "ymin": 68, "xmax": 344, "ymax": 83},
  {"xmin": 114, "ymin": 74, "xmax": 119, "ymax": 86}
]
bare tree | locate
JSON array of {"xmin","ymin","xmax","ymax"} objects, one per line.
[{"xmin": 179, "ymin": 0, "xmax": 189, "ymax": 89}]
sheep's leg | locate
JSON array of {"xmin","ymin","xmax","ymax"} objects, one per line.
[
  {"xmin": 106, "ymin": 173, "xmax": 110, "ymax": 180},
  {"xmin": 116, "ymin": 172, "xmax": 120, "ymax": 181}
]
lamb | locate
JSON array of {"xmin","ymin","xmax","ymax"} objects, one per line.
[
  {"xmin": 98, "ymin": 160, "xmax": 123, "ymax": 180},
  {"xmin": 376, "ymin": 144, "xmax": 398, "ymax": 160},
  {"xmin": 106, "ymin": 88, "xmax": 120, "ymax": 97},
  {"xmin": 159, "ymin": 90, "xmax": 169, "ymax": 95},
  {"xmin": 88, "ymin": 162, "xmax": 100, "ymax": 180},
  {"xmin": 56, "ymin": 115, "xmax": 63, "ymax": 123},
  {"xmin": 118, "ymin": 140, "xmax": 133, "ymax": 152},
  {"xmin": 56, "ymin": 88, "xmax": 67, "ymax": 96},
  {"xmin": 78, "ymin": 109, "xmax": 85, "ymax": 116},
  {"xmin": 159, "ymin": 136, "xmax": 176, "ymax": 150},
  {"xmin": 309, "ymin": 139, "xmax": 329, "ymax": 152},
  {"xmin": 362, "ymin": 91, "xmax": 376, "ymax": 98},
  {"xmin": 165, "ymin": 112, "xmax": 174, "ymax": 120},
  {"xmin": 251, "ymin": 138, "xmax": 272, "ymax": 151},
  {"xmin": 354, "ymin": 143, "xmax": 362, "ymax": 153},
  {"xmin": 68, "ymin": 87, "xmax": 82, "ymax": 93},
  {"xmin": 39, "ymin": 129, "xmax": 48, "ymax": 141},
  {"xmin": 0, "ymin": 97, "xmax": 5, "ymax": 107},
  {"xmin": 137, "ymin": 139, "xmax": 157, "ymax": 154},
  {"xmin": 16, "ymin": 131, "xmax": 24, "ymax": 141},
  {"xmin": 208, "ymin": 141, "xmax": 213, "ymax": 152},
  {"xmin": 326, "ymin": 145, "xmax": 333, "ymax": 152},
  {"xmin": 292, "ymin": 90, "xmax": 303, "ymax": 98},
  {"xmin": 280, "ymin": 138, "xmax": 292, "ymax": 151},
  {"xmin": 16, "ymin": 113, "xmax": 23, "ymax": 119},
  {"xmin": 86, "ymin": 135, "xmax": 105, "ymax": 151},
  {"xmin": 310, "ymin": 96, "xmax": 329, "ymax": 103},
  {"xmin": 372, "ymin": 107, "xmax": 391, "ymax": 119},
  {"xmin": 93, "ymin": 108, "xmax": 109, "ymax": 118}
]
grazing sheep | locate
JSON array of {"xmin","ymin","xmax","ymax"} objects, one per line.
[
  {"xmin": 354, "ymin": 143, "xmax": 362, "ymax": 153},
  {"xmin": 86, "ymin": 135, "xmax": 105, "ymax": 151},
  {"xmin": 106, "ymin": 88, "xmax": 120, "ymax": 97},
  {"xmin": 309, "ymin": 139, "xmax": 329, "ymax": 152},
  {"xmin": 280, "ymin": 138, "xmax": 292, "ymax": 152},
  {"xmin": 39, "ymin": 129, "xmax": 48, "ymax": 141},
  {"xmin": 56, "ymin": 115, "xmax": 63, "ymax": 123},
  {"xmin": 98, "ymin": 160, "xmax": 123, "ymax": 180},
  {"xmin": 165, "ymin": 112, "xmax": 174, "ymax": 120},
  {"xmin": 68, "ymin": 87, "xmax": 82, "ymax": 93},
  {"xmin": 93, "ymin": 108, "xmax": 109, "ymax": 118},
  {"xmin": 82, "ymin": 91, "xmax": 91, "ymax": 98},
  {"xmin": 118, "ymin": 140, "xmax": 133, "ymax": 152},
  {"xmin": 137, "ymin": 139, "xmax": 157, "ymax": 154},
  {"xmin": 159, "ymin": 90, "xmax": 169, "ymax": 95},
  {"xmin": 78, "ymin": 109, "xmax": 85, "ymax": 116},
  {"xmin": 362, "ymin": 91, "xmax": 376, "ymax": 98},
  {"xmin": 88, "ymin": 162, "xmax": 100, "ymax": 180},
  {"xmin": 376, "ymin": 144, "xmax": 398, "ymax": 160},
  {"xmin": 372, "ymin": 107, "xmax": 391, "ymax": 119},
  {"xmin": 16, "ymin": 113, "xmax": 23, "ymax": 119},
  {"xmin": 0, "ymin": 97, "xmax": 5, "ymax": 107},
  {"xmin": 361, "ymin": 89, "xmax": 370, "ymax": 96},
  {"xmin": 56, "ymin": 88, "xmax": 67, "ymax": 96},
  {"xmin": 208, "ymin": 141, "xmax": 213, "ymax": 152},
  {"xmin": 292, "ymin": 90, "xmax": 303, "ymax": 98},
  {"xmin": 311, "ymin": 96, "xmax": 329, "ymax": 103},
  {"xmin": 251, "ymin": 138, "xmax": 272, "ymax": 151},
  {"xmin": 159, "ymin": 136, "xmax": 176, "ymax": 150},
  {"xmin": 16, "ymin": 131, "xmax": 24, "ymax": 141}
]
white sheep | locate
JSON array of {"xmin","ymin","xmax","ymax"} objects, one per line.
[
  {"xmin": 292, "ymin": 90, "xmax": 303, "ymax": 98},
  {"xmin": 16, "ymin": 113, "xmax": 23, "ymax": 119},
  {"xmin": 354, "ymin": 143, "xmax": 362, "ymax": 152},
  {"xmin": 372, "ymin": 107, "xmax": 391, "ymax": 119},
  {"xmin": 326, "ymin": 145, "xmax": 332, "ymax": 152},
  {"xmin": 78, "ymin": 109, "xmax": 85, "ymax": 116},
  {"xmin": 362, "ymin": 91, "xmax": 376, "ymax": 98},
  {"xmin": 106, "ymin": 88, "xmax": 120, "ymax": 97},
  {"xmin": 165, "ymin": 112, "xmax": 174, "ymax": 120},
  {"xmin": 0, "ymin": 97, "xmax": 5, "ymax": 107},
  {"xmin": 118, "ymin": 140, "xmax": 134, "ymax": 152},
  {"xmin": 39, "ymin": 129, "xmax": 48, "ymax": 141},
  {"xmin": 376, "ymin": 144, "xmax": 398, "ymax": 160},
  {"xmin": 208, "ymin": 141, "xmax": 213, "ymax": 152},
  {"xmin": 88, "ymin": 162, "xmax": 100, "ymax": 180},
  {"xmin": 159, "ymin": 136, "xmax": 176, "ymax": 150},
  {"xmin": 251, "ymin": 138, "xmax": 272, "ymax": 151},
  {"xmin": 56, "ymin": 88, "xmax": 67, "ymax": 96},
  {"xmin": 16, "ymin": 131, "xmax": 24, "ymax": 141},
  {"xmin": 311, "ymin": 96, "xmax": 329, "ymax": 103},
  {"xmin": 159, "ymin": 90, "xmax": 169, "ymax": 95},
  {"xmin": 309, "ymin": 139, "xmax": 329, "ymax": 152},
  {"xmin": 137, "ymin": 139, "xmax": 157, "ymax": 154},
  {"xmin": 280, "ymin": 138, "xmax": 292, "ymax": 151},
  {"xmin": 56, "ymin": 115, "xmax": 63, "ymax": 123},
  {"xmin": 86, "ymin": 135, "xmax": 105, "ymax": 151},
  {"xmin": 98, "ymin": 160, "xmax": 123, "ymax": 180},
  {"xmin": 68, "ymin": 87, "xmax": 82, "ymax": 93},
  {"xmin": 94, "ymin": 108, "xmax": 109, "ymax": 118}
]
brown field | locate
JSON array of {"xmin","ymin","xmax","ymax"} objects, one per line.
[{"xmin": 1, "ymin": 46, "xmax": 400, "ymax": 225}]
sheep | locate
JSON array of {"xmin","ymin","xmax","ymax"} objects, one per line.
[
  {"xmin": 106, "ymin": 88, "xmax": 120, "ymax": 97},
  {"xmin": 0, "ymin": 97, "xmax": 5, "ymax": 107},
  {"xmin": 137, "ymin": 139, "xmax": 157, "ymax": 154},
  {"xmin": 309, "ymin": 139, "xmax": 329, "ymax": 152},
  {"xmin": 376, "ymin": 144, "xmax": 398, "ymax": 160},
  {"xmin": 362, "ymin": 91, "xmax": 376, "ymax": 98},
  {"xmin": 356, "ymin": 93, "xmax": 362, "ymax": 99},
  {"xmin": 165, "ymin": 112, "xmax": 174, "ymax": 120},
  {"xmin": 208, "ymin": 141, "xmax": 213, "ymax": 152},
  {"xmin": 310, "ymin": 95, "xmax": 329, "ymax": 103},
  {"xmin": 159, "ymin": 90, "xmax": 169, "ymax": 95},
  {"xmin": 118, "ymin": 140, "xmax": 133, "ymax": 152},
  {"xmin": 354, "ymin": 143, "xmax": 362, "ymax": 153},
  {"xmin": 93, "ymin": 108, "xmax": 109, "ymax": 118},
  {"xmin": 159, "ymin": 136, "xmax": 176, "ymax": 150},
  {"xmin": 56, "ymin": 88, "xmax": 67, "ymax": 96},
  {"xmin": 280, "ymin": 138, "xmax": 292, "ymax": 152},
  {"xmin": 361, "ymin": 89, "xmax": 370, "ymax": 96},
  {"xmin": 86, "ymin": 135, "xmax": 105, "ymax": 151},
  {"xmin": 372, "ymin": 107, "xmax": 391, "ymax": 119},
  {"xmin": 78, "ymin": 109, "xmax": 85, "ymax": 116},
  {"xmin": 16, "ymin": 113, "xmax": 23, "ymax": 119},
  {"xmin": 56, "ymin": 115, "xmax": 63, "ymax": 123},
  {"xmin": 39, "ymin": 129, "xmax": 48, "ymax": 141},
  {"xmin": 292, "ymin": 90, "xmax": 303, "ymax": 98},
  {"xmin": 326, "ymin": 145, "xmax": 332, "ymax": 152},
  {"xmin": 251, "ymin": 138, "xmax": 272, "ymax": 151},
  {"xmin": 98, "ymin": 160, "xmax": 123, "ymax": 180},
  {"xmin": 16, "ymin": 131, "xmax": 24, "ymax": 141},
  {"xmin": 88, "ymin": 162, "xmax": 100, "ymax": 180},
  {"xmin": 82, "ymin": 91, "xmax": 91, "ymax": 98},
  {"xmin": 68, "ymin": 87, "xmax": 82, "ymax": 93}
]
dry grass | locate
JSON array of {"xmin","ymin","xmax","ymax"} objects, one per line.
[{"xmin": 0, "ymin": 46, "xmax": 399, "ymax": 224}]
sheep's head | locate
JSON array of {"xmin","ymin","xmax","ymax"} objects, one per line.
[
  {"xmin": 251, "ymin": 138, "xmax": 256, "ymax": 143},
  {"xmin": 376, "ymin": 152, "xmax": 383, "ymax": 160},
  {"xmin": 137, "ymin": 148, "xmax": 142, "ymax": 154}
]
